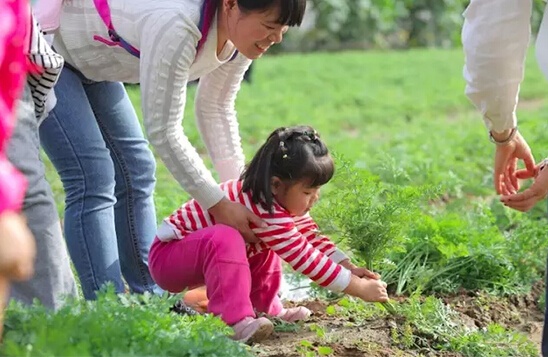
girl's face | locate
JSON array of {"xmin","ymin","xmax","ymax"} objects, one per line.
[
  {"xmin": 271, "ymin": 178, "xmax": 321, "ymax": 216},
  {"xmin": 222, "ymin": 0, "xmax": 289, "ymax": 59}
]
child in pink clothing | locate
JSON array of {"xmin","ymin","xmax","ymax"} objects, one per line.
[
  {"xmin": 0, "ymin": 0, "xmax": 36, "ymax": 338},
  {"xmin": 0, "ymin": 0, "xmax": 29, "ymax": 213},
  {"xmin": 149, "ymin": 125, "xmax": 388, "ymax": 343}
]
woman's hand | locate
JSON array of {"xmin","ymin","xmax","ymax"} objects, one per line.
[
  {"xmin": 500, "ymin": 161, "xmax": 548, "ymax": 212},
  {"xmin": 492, "ymin": 130, "xmax": 535, "ymax": 195},
  {"xmin": 208, "ymin": 198, "xmax": 266, "ymax": 243},
  {"xmin": 0, "ymin": 212, "xmax": 36, "ymax": 280}
]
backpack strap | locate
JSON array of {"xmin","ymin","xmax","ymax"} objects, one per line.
[
  {"xmin": 196, "ymin": 0, "xmax": 239, "ymax": 61},
  {"xmin": 196, "ymin": 0, "xmax": 216, "ymax": 54},
  {"xmin": 92, "ymin": 0, "xmax": 141, "ymax": 58},
  {"xmin": 92, "ymin": 0, "xmax": 238, "ymax": 60}
]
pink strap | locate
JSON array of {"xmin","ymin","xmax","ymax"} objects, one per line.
[
  {"xmin": 93, "ymin": 0, "xmax": 114, "ymax": 31},
  {"xmin": 196, "ymin": 0, "xmax": 216, "ymax": 53},
  {"xmin": 92, "ymin": 0, "xmax": 141, "ymax": 57},
  {"xmin": 93, "ymin": 35, "xmax": 118, "ymax": 47},
  {"xmin": 91, "ymin": 0, "xmax": 234, "ymax": 60}
]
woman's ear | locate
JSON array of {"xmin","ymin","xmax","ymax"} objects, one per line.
[
  {"xmin": 270, "ymin": 177, "xmax": 283, "ymax": 195},
  {"xmin": 222, "ymin": 0, "xmax": 237, "ymax": 12}
]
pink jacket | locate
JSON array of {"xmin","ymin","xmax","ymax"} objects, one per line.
[{"xmin": 0, "ymin": 0, "xmax": 30, "ymax": 214}]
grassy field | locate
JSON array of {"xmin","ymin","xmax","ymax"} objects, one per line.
[
  {"xmin": 19, "ymin": 47, "xmax": 548, "ymax": 356},
  {"xmin": 42, "ymin": 48, "xmax": 548, "ymax": 219}
]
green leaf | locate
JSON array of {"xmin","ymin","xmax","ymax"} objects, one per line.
[
  {"xmin": 325, "ymin": 305, "xmax": 337, "ymax": 315},
  {"xmin": 318, "ymin": 346, "xmax": 334, "ymax": 355}
]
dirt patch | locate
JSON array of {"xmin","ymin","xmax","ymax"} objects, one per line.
[
  {"xmin": 442, "ymin": 282, "xmax": 545, "ymax": 356},
  {"xmin": 254, "ymin": 285, "xmax": 545, "ymax": 357},
  {"xmin": 257, "ymin": 326, "xmax": 394, "ymax": 357}
]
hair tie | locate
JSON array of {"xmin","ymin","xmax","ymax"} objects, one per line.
[
  {"xmin": 279, "ymin": 141, "xmax": 288, "ymax": 159},
  {"xmin": 304, "ymin": 130, "xmax": 319, "ymax": 141}
]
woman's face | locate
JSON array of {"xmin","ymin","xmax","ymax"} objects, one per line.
[{"xmin": 223, "ymin": 1, "xmax": 289, "ymax": 60}]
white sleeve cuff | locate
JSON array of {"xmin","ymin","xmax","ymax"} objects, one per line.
[
  {"xmin": 325, "ymin": 267, "xmax": 352, "ymax": 293},
  {"xmin": 193, "ymin": 184, "xmax": 227, "ymax": 210},
  {"xmin": 482, "ymin": 111, "xmax": 517, "ymax": 133},
  {"xmin": 156, "ymin": 222, "xmax": 179, "ymax": 242},
  {"xmin": 329, "ymin": 249, "xmax": 350, "ymax": 264}
]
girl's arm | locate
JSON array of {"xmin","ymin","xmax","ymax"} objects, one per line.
[
  {"xmin": 293, "ymin": 214, "xmax": 350, "ymax": 264},
  {"xmin": 254, "ymin": 218, "xmax": 352, "ymax": 293},
  {"xmin": 293, "ymin": 214, "xmax": 381, "ymax": 279}
]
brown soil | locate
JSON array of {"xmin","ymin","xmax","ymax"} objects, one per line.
[{"xmin": 253, "ymin": 284, "xmax": 545, "ymax": 357}]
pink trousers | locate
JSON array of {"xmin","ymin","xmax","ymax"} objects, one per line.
[{"xmin": 149, "ymin": 224, "xmax": 283, "ymax": 325}]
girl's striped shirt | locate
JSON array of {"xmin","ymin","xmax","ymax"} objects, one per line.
[{"xmin": 157, "ymin": 180, "xmax": 352, "ymax": 292}]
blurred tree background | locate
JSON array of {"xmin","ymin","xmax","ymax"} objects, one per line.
[{"xmin": 275, "ymin": 0, "xmax": 547, "ymax": 53}]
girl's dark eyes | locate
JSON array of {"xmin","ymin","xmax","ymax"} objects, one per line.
[{"xmin": 263, "ymin": 24, "xmax": 276, "ymax": 30}]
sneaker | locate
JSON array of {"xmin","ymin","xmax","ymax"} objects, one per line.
[
  {"xmin": 231, "ymin": 316, "xmax": 274, "ymax": 344},
  {"xmin": 170, "ymin": 300, "xmax": 200, "ymax": 316},
  {"xmin": 276, "ymin": 306, "xmax": 312, "ymax": 322}
]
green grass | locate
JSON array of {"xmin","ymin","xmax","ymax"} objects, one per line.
[
  {"xmin": 45, "ymin": 48, "xmax": 548, "ymax": 220},
  {"xmin": 44, "ymin": 46, "xmax": 548, "ymax": 293},
  {"xmin": 1, "ymin": 288, "xmax": 251, "ymax": 357},
  {"xmin": 42, "ymin": 47, "xmax": 548, "ymax": 293},
  {"xmin": 29, "ymin": 47, "xmax": 548, "ymax": 356}
]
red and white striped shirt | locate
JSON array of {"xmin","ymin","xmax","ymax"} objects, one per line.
[{"xmin": 157, "ymin": 180, "xmax": 352, "ymax": 292}]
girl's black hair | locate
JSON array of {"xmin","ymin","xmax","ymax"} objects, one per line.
[
  {"xmin": 240, "ymin": 125, "xmax": 334, "ymax": 213},
  {"xmin": 237, "ymin": 0, "xmax": 306, "ymax": 27}
]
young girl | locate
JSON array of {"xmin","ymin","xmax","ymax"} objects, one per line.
[{"xmin": 149, "ymin": 125, "xmax": 388, "ymax": 343}]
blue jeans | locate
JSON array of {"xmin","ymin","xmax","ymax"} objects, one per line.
[{"xmin": 40, "ymin": 65, "xmax": 160, "ymax": 299}]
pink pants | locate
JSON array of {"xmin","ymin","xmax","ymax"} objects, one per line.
[{"xmin": 149, "ymin": 224, "xmax": 283, "ymax": 325}]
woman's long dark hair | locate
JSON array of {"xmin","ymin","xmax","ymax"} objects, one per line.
[
  {"xmin": 238, "ymin": 0, "xmax": 306, "ymax": 26},
  {"xmin": 240, "ymin": 125, "xmax": 334, "ymax": 213}
]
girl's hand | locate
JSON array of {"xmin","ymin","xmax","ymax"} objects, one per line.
[
  {"xmin": 208, "ymin": 198, "xmax": 266, "ymax": 243},
  {"xmin": 339, "ymin": 259, "xmax": 381, "ymax": 279},
  {"xmin": 357, "ymin": 277, "xmax": 388, "ymax": 303},
  {"xmin": 343, "ymin": 275, "xmax": 388, "ymax": 303},
  {"xmin": 500, "ymin": 160, "xmax": 548, "ymax": 212},
  {"xmin": 350, "ymin": 267, "xmax": 381, "ymax": 280},
  {"xmin": 0, "ymin": 212, "xmax": 36, "ymax": 280}
]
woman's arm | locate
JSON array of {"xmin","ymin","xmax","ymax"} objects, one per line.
[
  {"xmin": 139, "ymin": 14, "xmax": 226, "ymax": 209},
  {"xmin": 194, "ymin": 53, "xmax": 252, "ymax": 182},
  {"xmin": 462, "ymin": 0, "xmax": 532, "ymax": 133}
]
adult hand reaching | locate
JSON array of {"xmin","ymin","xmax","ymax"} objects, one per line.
[
  {"xmin": 208, "ymin": 197, "xmax": 266, "ymax": 243},
  {"xmin": 491, "ymin": 129, "xmax": 535, "ymax": 195},
  {"xmin": 500, "ymin": 160, "xmax": 548, "ymax": 212},
  {"xmin": 0, "ymin": 212, "xmax": 36, "ymax": 280}
]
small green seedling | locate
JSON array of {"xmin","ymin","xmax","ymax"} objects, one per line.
[{"xmin": 321, "ymin": 160, "xmax": 433, "ymax": 315}]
